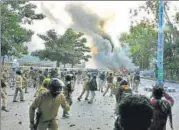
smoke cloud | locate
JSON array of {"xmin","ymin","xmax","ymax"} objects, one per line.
[
  {"xmin": 64, "ymin": 3, "xmax": 137, "ymax": 70},
  {"xmin": 40, "ymin": 2, "xmax": 66, "ymax": 27}
]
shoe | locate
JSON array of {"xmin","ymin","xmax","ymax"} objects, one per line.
[
  {"xmin": 20, "ymin": 100, "xmax": 25, "ymax": 102},
  {"xmin": 62, "ymin": 114, "xmax": 70, "ymax": 118},
  {"xmin": 1, "ymin": 107, "xmax": 9, "ymax": 112},
  {"xmin": 88, "ymin": 101, "xmax": 92, "ymax": 104},
  {"xmin": 77, "ymin": 98, "xmax": 81, "ymax": 101},
  {"xmin": 13, "ymin": 100, "xmax": 18, "ymax": 102},
  {"xmin": 85, "ymin": 98, "xmax": 88, "ymax": 101}
]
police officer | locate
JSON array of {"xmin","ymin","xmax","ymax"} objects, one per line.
[
  {"xmin": 77, "ymin": 73, "xmax": 90, "ymax": 101},
  {"xmin": 98, "ymin": 71, "xmax": 106, "ymax": 92},
  {"xmin": 103, "ymin": 73, "xmax": 114, "ymax": 97},
  {"xmin": 115, "ymin": 80, "xmax": 132, "ymax": 115},
  {"xmin": 9, "ymin": 67, "xmax": 16, "ymax": 88},
  {"xmin": 13, "ymin": 70, "xmax": 25, "ymax": 102},
  {"xmin": 23, "ymin": 69, "xmax": 29, "ymax": 93},
  {"xmin": 43, "ymin": 69, "xmax": 49, "ymax": 78},
  {"xmin": 1, "ymin": 78, "xmax": 9, "ymax": 112},
  {"xmin": 34, "ymin": 70, "xmax": 45, "ymax": 97},
  {"xmin": 29, "ymin": 78, "xmax": 70, "ymax": 130},
  {"xmin": 88, "ymin": 74, "xmax": 98, "ymax": 104},
  {"xmin": 37, "ymin": 78, "xmax": 50, "ymax": 96},
  {"xmin": 62, "ymin": 74, "xmax": 74, "ymax": 118},
  {"xmin": 29, "ymin": 67, "xmax": 35, "ymax": 88},
  {"xmin": 133, "ymin": 72, "xmax": 140, "ymax": 92}
]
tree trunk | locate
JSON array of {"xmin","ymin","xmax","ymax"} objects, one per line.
[
  {"xmin": 2, "ymin": 56, "xmax": 5, "ymax": 65},
  {"xmin": 56, "ymin": 60, "xmax": 60, "ymax": 67}
]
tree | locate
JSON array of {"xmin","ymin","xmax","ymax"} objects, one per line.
[
  {"xmin": 120, "ymin": 22, "xmax": 157, "ymax": 69},
  {"xmin": 120, "ymin": 1, "xmax": 179, "ymax": 80},
  {"xmin": 1, "ymin": 1, "xmax": 45, "ymax": 59},
  {"xmin": 32, "ymin": 28, "xmax": 91, "ymax": 67}
]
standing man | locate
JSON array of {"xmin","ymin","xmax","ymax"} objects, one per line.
[
  {"xmin": 114, "ymin": 95, "xmax": 153, "ymax": 130},
  {"xmin": 88, "ymin": 75, "xmax": 98, "ymax": 104},
  {"xmin": 1, "ymin": 77, "xmax": 9, "ymax": 112},
  {"xmin": 37, "ymin": 78, "xmax": 51, "ymax": 97},
  {"xmin": 9, "ymin": 67, "xmax": 16, "ymax": 88},
  {"xmin": 29, "ymin": 78, "xmax": 70, "ymax": 130},
  {"xmin": 62, "ymin": 74, "xmax": 74, "ymax": 118},
  {"xmin": 13, "ymin": 70, "xmax": 25, "ymax": 102},
  {"xmin": 103, "ymin": 73, "xmax": 113, "ymax": 97},
  {"xmin": 127, "ymin": 72, "xmax": 132, "ymax": 88},
  {"xmin": 77, "ymin": 73, "xmax": 91, "ymax": 101},
  {"xmin": 98, "ymin": 71, "xmax": 106, "ymax": 92},
  {"xmin": 34, "ymin": 70, "xmax": 45, "ymax": 97},
  {"xmin": 29, "ymin": 67, "xmax": 35, "ymax": 88},
  {"xmin": 133, "ymin": 72, "xmax": 140, "ymax": 92},
  {"xmin": 150, "ymin": 86, "xmax": 173, "ymax": 130},
  {"xmin": 43, "ymin": 68, "xmax": 49, "ymax": 78},
  {"xmin": 23, "ymin": 69, "xmax": 29, "ymax": 93}
]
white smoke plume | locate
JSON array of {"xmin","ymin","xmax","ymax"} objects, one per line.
[{"xmin": 65, "ymin": 3, "xmax": 137, "ymax": 70}]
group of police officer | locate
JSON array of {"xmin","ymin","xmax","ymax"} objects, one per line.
[{"xmin": 1, "ymin": 66, "xmax": 142, "ymax": 130}]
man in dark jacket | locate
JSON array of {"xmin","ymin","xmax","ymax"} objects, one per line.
[
  {"xmin": 150, "ymin": 86, "xmax": 173, "ymax": 130},
  {"xmin": 114, "ymin": 95, "xmax": 153, "ymax": 130},
  {"xmin": 88, "ymin": 75, "xmax": 97, "ymax": 104},
  {"xmin": 98, "ymin": 71, "xmax": 106, "ymax": 92}
]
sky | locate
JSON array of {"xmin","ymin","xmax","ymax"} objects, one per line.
[
  {"xmin": 26, "ymin": 1, "xmax": 179, "ymax": 68},
  {"xmin": 27, "ymin": 1, "xmax": 145, "ymax": 51}
]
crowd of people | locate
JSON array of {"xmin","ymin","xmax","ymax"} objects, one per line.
[{"xmin": 1, "ymin": 66, "xmax": 175, "ymax": 130}]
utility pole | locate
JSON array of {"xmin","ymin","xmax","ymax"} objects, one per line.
[{"xmin": 157, "ymin": 0, "xmax": 164, "ymax": 85}]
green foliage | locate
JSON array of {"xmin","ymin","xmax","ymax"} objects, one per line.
[
  {"xmin": 32, "ymin": 28, "xmax": 91, "ymax": 67},
  {"xmin": 1, "ymin": 1, "xmax": 45, "ymax": 57},
  {"xmin": 120, "ymin": 23, "xmax": 157, "ymax": 69},
  {"xmin": 121, "ymin": 1, "xmax": 179, "ymax": 80}
]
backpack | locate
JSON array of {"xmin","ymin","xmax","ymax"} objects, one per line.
[
  {"xmin": 119, "ymin": 87, "xmax": 132, "ymax": 101},
  {"xmin": 89, "ymin": 79, "xmax": 97, "ymax": 91},
  {"xmin": 150, "ymin": 99, "xmax": 170, "ymax": 130},
  {"xmin": 100, "ymin": 73, "xmax": 105, "ymax": 80},
  {"xmin": 134, "ymin": 75, "xmax": 140, "ymax": 81}
]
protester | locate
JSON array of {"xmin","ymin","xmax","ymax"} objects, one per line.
[
  {"xmin": 150, "ymin": 86, "xmax": 173, "ymax": 130},
  {"xmin": 88, "ymin": 74, "xmax": 98, "ymax": 104},
  {"xmin": 114, "ymin": 95, "xmax": 153, "ymax": 130},
  {"xmin": 103, "ymin": 73, "xmax": 114, "ymax": 97}
]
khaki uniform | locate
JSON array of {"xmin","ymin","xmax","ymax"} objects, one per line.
[
  {"xmin": 62, "ymin": 81, "xmax": 74, "ymax": 116},
  {"xmin": 38, "ymin": 86, "xmax": 49, "ymax": 97},
  {"xmin": 23, "ymin": 70, "xmax": 29, "ymax": 93},
  {"xmin": 1, "ymin": 79, "xmax": 8, "ymax": 109},
  {"xmin": 103, "ymin": 76, "xmax": 113, "ymax": 96},
  {"xmin": 132, "ymin": 75, "xmax": 140, "ymax": 92},
  {"xmin": 29, "ymin": 92, "xmax": 70, "ymax": 130},
  {"xmin": 78, "ymin": 76, "xmax": 90, "ymax": 100},
  {"xmin": 13, "ymin": 75, "xmax": 24, "ymax": 101},
  {"xmin": 2, "ymin": 71, "xmax": 9, "ymax": 87},
  {"xmin": 29, "ymin": 70, "xmax": 36, "ymax": 88},
  {"xmin": 127, "ymin": 74, "xmax": 132, "ymax": 88}
]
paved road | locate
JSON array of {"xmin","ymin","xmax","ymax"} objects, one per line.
[{"xmin": 1, "ymin": 79, "xmax": 179, "ymax": 130}]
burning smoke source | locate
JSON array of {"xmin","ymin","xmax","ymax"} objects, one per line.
[
  {"xmin": 65, "ymin": 3, "xmax": 137, "ymax": 70},
  {"xmin": 64, "ymin": 3, "xmax": 136, "ymax": 70}
]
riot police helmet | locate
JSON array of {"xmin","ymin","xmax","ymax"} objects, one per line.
[
  {"xmin": 16, "ymin": 70, "xmax": 22, "ymax": 75},
  {"xmin": 65, "ymin": 74, "xmax": 72, "ymax": 81},
  {"xmin": 49, "ymin": 78, "xmax": 64, "ymax": 95},
  {"xmin": 42, "ymin": 78, "xmax": 51, "ymax": 88},
  {"xmin": 120, "ymin": 80, "xmax": 128, "ymax": 86}
]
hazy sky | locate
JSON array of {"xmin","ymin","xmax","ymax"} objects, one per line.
[
  {"xmin": 26, "ymin": 1, "xmax": 179, "ymax": 68},
  {"xmin": 27, "ymin": 1, "xmax": 145, "ymax": 51}
]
